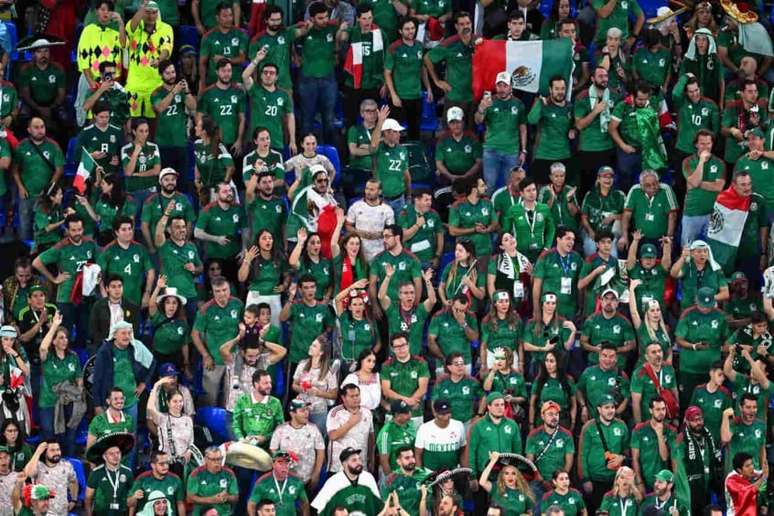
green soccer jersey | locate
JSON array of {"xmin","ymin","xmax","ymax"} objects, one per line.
[
  {"xmin": 201, "ymin": 28, "xmax": 248, "ymax": 84},
  {"xmin": 158, "ymin": 239, "xmax": 203, "ymax": 300},
  {"xmin": 197, "ymin": 0, "xmax": 238, "ymax": 29},
  {"xmin": 376, "ymin": 419, "xmax": 418, "ymax": 471},
  {"xmin": 492, "ymin": 186, "xmax": 521, "ymax": 226},
  {"xmin": 38, "ymin": 238, "xmax": 98, "ymax": 303},
  {"xmin": 727, "ymin": 418, "xmax": 767, "ymax": 470},
  {"xmin": 532, "ymin": 249, "xmax": 583, "ymax": 319},
  {"xmin": 77, "ymin": 123, "xmax": 123, "ymax": 177},
  {"xmin": 13, "ymin": 138, "xmax": 65, "ymax": 197},
  {"xmin": 635, "ymin": 324, "xmax": 671, "ymax": 365},
  {"xmin": 249, "ymin": 473, "xmax": 307, "ymax": 516},
  {"xmin": 582, "ymin": 313, "xmax": 635, "ymax": 367},
  {"xmin": 396, "ymin": 205, "xmax": 443, "ymax": 265},
  {"xmin": 502, "ymin": 202, "xmax": 555, "ymax": 262},
  {"xmin": 247, "ymin": 194, "xmax": 286, "ymax": 242},
  {"xmin": 489, "ymin": 371, "xmax": 527, "ymax": 401},
  {"xmin": 383, "ymin": 468, "xmax": 432, "ymax": 516},
  {"xmin": 491, "ymin": 487, "xmax": 533, "ymax": 515},
  {"xmin": 96, "ymin": 241, "xmax": 153, "ymax": 306},
  {"xmin": 736, "ymin": 191, "xmax": 768, "ymax": 260},
  {"xmin": 526, "ymin": 426, "xmax": 575, "ymax": 480},
  {"xmin": 623, "ymin": 184, "xmax": 678, "ymax": 240},
  {"xmin": 481, "ymin": 315, "xmax": 523, "ymax": 356},
  {"xmin": 439, "ymin": 261, "xmax": 485, "ymax": 311},
  {"xmin": 121, "ymin": 142, "xmax": 161, "ymax": 192},
  {"xmin": 0, "ymin": 137, "xmax": 9, "ymax": 197},
  {"xmin": 87, "ymin": 464, "xmax": 133, "ymax": 516},
  {"xmin": 577, "ymin": 365, "xmax": 630, "ymax": 411},
  {"xmin": 682, "ymin": 154, "xmax": 725, "ymax": 216},
  {"xmin": 112, "ymin": 346, "xmax": 139, "ymax": 407},
  {"xmin": 338, "ymin": 312, "xmax": 375, "ymax": 362},
  {"xmin": 193, "ymin": 297, "xmax": 243, "ymax": 365},
  {"xmin": 248, "ymin": 27, "xmax": 300, "ymax": 91},
  {"xmin": 676, "ymin": 262, "xmax": 728, "ymax": 311},
  {"xmin": 600, "ymin": 494, "xmax": 639, "ymax": 516},
  {"xmin": 39, "ymin": 350, "xmax": 81, "ymax": 409},
  {"xmin": 0, "ymin": 82, "xmax": 17, "ymax": 119},
  {"xmin": 186, "ymin": 466, "xmax": 239, "ymax": 516},
  {"xmin": 579, "ymin": 253, "xmax": 619, "ymax": 316},
  {"xmin": 432, "ymin": 375, "xmax": 483, "ymax": 423},
  {"xmin": 591, "ymin": 0, "xmax": 643, "ymax": 43},
  {"xmin": 151, "ymin": 311, "xmax": 190, "ymax": 355},
  {"xmin": 531, "ymin": 377, "xmax": 576, "ymax": 423},
  {"xmin": 195, "ymin": 202, "xmax": 245, "ymax": 260},
  {"xmin": 300, "ymin": 24, "xmax": 338, "ymax": 78},
  {"xmin": 579, "ymin": 418, "xmax": 629, "ymax": 482},
  {"xmin": 294, "ymin": 257, "xmax": 333, "ymax": 300},
  {"xmin": 346, "ymin": 124, "xmax": 376, "ymax": 170},
  {"xmin": 384, "ymin": 40, "xmax": 424, "ymax": 100},
  {"xmin": 541, "ymin": 489, "xmax": 586, "ymax": 516},
  {"xmin": 448, "ymin": 198, "xmax": 496, "ymax": 256},
  {"xmin": 483, "ymin": 97, "xmax": 526, "ymax": 154},
  {"xmin": 539, "ymin": 185, "xmax": 579, "ymax": 232},
  {"xmin": 232, "ymin": 393, "xmax": 284, "ymax": 440},
  {"xmin": 427, "ymin": 36, "xmax": 474, "ymax": 102},
  {"xmin": 33, "ymin": 206, "xmax": 63, "ymax": 250},
  {"xmin": 732, "ymin": 377, "xmax": 774, "ymax": 420},
  {"xmin": 247, "ymin": 84, "xmax": 292, "ymax": 150},
  {"xmin": 468, "ymin": 414, "xmax": 522, "ymax": 476},
  {"xmin": 385, "ymin": 302, "xmax": 430, "ymax": 356},
  {"xmin": 197, "ymin": 85, "xmax": 245, "ymax": 146},
  {"xmin": 690, "ymin": 384, "xmax": 732, "ymax": 443},
  {"xmin": 412, "ymin": 0, "xmax": 451, "ymax": 16},
  {"xmin": 574, "ymin": 90, "xmax": 616, "ymax": 152},
  {"xmin": 343, "ymin": 27, "xmax": 386, "ymax": 89},
  {"xmin": 630, "ymin": 365, "xmax": 677, "ymax": 419},
  {"xmin": 94, "ymin": 197, "xmax": 137, "ymax": 236},
  {"xmin": 194, "ymin": 140, "xmax": 235, "ymax": 188},
  {"xmin": 141, "ymin": 192, "xmax": 196, "ymax": 239},
  {"xmin": 131, "ymin": 472, "xmax": 185, "ymax": 516},
  {"xmin": 632, "ymin": 47, "xmax": 671, "ymax": 90},
  {"xmin": 88, "ymin": 410, "xmax": 134, "ymax": 439},
  {"xmin": 246, "ymin": 256, "xmax": 287, "ymax": 295},
  {"xmin": 287, "ymin": 302, "xmax": 335, "ymax": 363},
  {"xmin": 381, "ymin": 356, "xmax": 430, "ymax": 417},
  {"xmin": 151, "ymin": 86, "xmax": 190, "ymax": 148},
  {"xmin": 527, "ymin": 100, "xmax": 574, "ymax": 160},
  {"xmin": 675, "ymin": 307, "xmax": 729, "ymax": 374},
  {"xmin": 435, "ymin": 134, "xmax": 481, "ymax": 175},
  {"xmin": 678, "ymin": 54, "xmax": 723, "ymax": 104},
  {"xmin": 243, "ymin": 148, "xmax": 285, "ymax": 183},
  {"xmin": 428, "ymin": 309, "xmax": 478, "ymax": 365},
  {"xmin": 672, "ymin": 76, "xmax": 720, "ymax": 154},
  {"xmin": 374, "ymin": 142, "xmax": 409, "ymax": 198},
  {"xmin": 581, "ymin": 187, "xmax": 626, "ymax": 235},
  {"xmin": 735, "ymin": 155, "xmax": 774, "ymax": 215},
  {"xmin": 18, "ymin": 63, "xmax": 65, "ymax": 105},
  {"xmin": 363, "ymin": 0, "xmax": 402, "ymax": 39},
  {"xmin": 370, "ymin": 249, "xmax": 422, "ymax": 302}
]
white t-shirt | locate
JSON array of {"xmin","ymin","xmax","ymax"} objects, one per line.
[
  {"xmin": 414, "ymin": 418, "xmax": 467, "ymax": 468},
  {"xmin": 346, "ymin": 200, "xmax": 395, "ymax": 262}
]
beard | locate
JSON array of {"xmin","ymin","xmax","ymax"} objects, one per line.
[
  {"xmin": 47, "ymin": 455, "xmax": 61, "ymax": 463},
  {"xmin": 164, "ymin": 76, "xmax": 177, "ymax": 85},
  {"xmin": 162, "ymin": 183, "xmax": 177, "ymax": 194},
  {"xmin": 347, "ymin": 464, "xmax": 363, "ymax": 476},
  {"xmin": 403, "ymin": 462, "xmax": 416, "ymax": 471}
]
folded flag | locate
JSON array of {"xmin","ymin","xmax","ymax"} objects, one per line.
[
  {"xmin": 344, "ymin": 27, "xmax": 384, "ymax": 89},
  {"xmin": 74, "ymin": 147, "xmax": 98, "ymax": 195},
  {"xmin": 707, "ymin": 185, "xmax": 751, "ymax": 272},
  {"xmin": 472, "ymin": 38, "xmax": 574, "ymax": 100}
]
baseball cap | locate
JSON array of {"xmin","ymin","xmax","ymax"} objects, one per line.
[
  {"xmin": 391, "ymin": 400, "xmax": 411, "ymax": 414},
  {"xmin": 731, "ymin": 271, "xmax": 748, "ymax": 282},
  {"xmin": 272, "ymin": 450, "xmax": 293, "ymax": 461},
  {"xmin": 597, "ymin": 393, "xmax": 616, "ymax": 407},
  {"xmin": 486, "ymin": 391, "xmax": 505, "ymax": 405},
  {"xmin": 159, "ymin": 363, "xmax": 179, "ymax": 377},
  {"xmin": 495, "ymin": 71, "xmax": 511, "ymax": 84},
  {"xmin": 159, "ymin": 167, "xmax": 178, "ymax": 184},
  {"xmin": 0, "ymin": 326, "xmax": 17, "ymax": 338},
  {"xmin": 654, "ymin": 469, "xmax": 674, "ymax": 483},
  {"xmin": 597, "ymin": 166, "xmax": 615, "ymax": 176},
  {"xmin": 289, "ymin": 398, "xmax": 311, "ymax": 411},
  {"xmin": 433, "ymin": 399, "xmax": 451, "ymax": 414},
  {"xmin": 145, "ymin": 1, "xmax": 159, "ymax": 11},
  {"xmin": 601, "ymin": 288, "xmax": 619, "ymax": 300},
  {"xmin": 339, "ymin": 447, "xmax": 361, "ymax": 463},
  {"xmin": 446, "ymin": 106, "xmax": 464, "ymax": 123},
  {"xmin": 748, "ymin": 127, "xmax": 765, "ymax": 139},
  {"xmin": 27, "ymin": 284, "xmax": 46, "ymax": 296},
  {"xmin": 382, "ymin": 118, "xmax": 405, "ymax": 132},
  {"xmin": 541, "ymin": 400, "xmax": 561, "ymax": 414},
  {"xmin": 696, "ymin": 287, "xmax": 715, "ymax": 308},
  {"xmin": 640, "ymin": 243, "xmax": 658, "ymax": 259}
]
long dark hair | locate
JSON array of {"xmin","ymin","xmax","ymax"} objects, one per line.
[
  {"xmin": 533, "ymin": 350, "xmax": 572, "ymax": 405},
  {"xmin": 101, "ymin": 174, "xmax": 128, "ymax": 209},
  {"xmin": 199, "ymin": 114, "xmax": 222, "ymax": 157},
  {"xmin": 38, "ymin": 182, "xmax": 63, "ymax": 214},
  {"xmin": 353, "ymin": 348, "xmax": 376, "ymax": 374}
]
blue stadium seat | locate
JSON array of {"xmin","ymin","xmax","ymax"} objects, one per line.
[
  {"xmin": 66, "ymin": 457, "xmax": 86, "ymax": 504},
  {"xmin": 196, "ymin": 406, "xmax": 230, "ymax": 444},
  {"xmin": 317, "ymin": 144, "xmax": 341, "ymax": 188},
  {"xmin": 179, "ymin": 25, "xmax": 201, "ymax": 50},
  {"xmin": 420, "ymin": 91, "xmax": 438, "ymax": 134},
  {"xmin": 439, "ymin": 251, "xmax": 455, "ymax": 272},
  {"xmin": 4, "ymin": 22, "xmax": 17, "ymax": 61},
  {"xmin": 637, "ymin": 0, "xmax": 664, "ymax": 18},
  {"xmin": 70, "ymin": 23, "xmax": 84, "ymax": 64},
  {"xmin": 65, "ymin": 137, "xmax": 79, "ymax": 177}
]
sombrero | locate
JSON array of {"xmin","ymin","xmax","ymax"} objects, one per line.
[
  {"xmin": 646, "ymin": 2, "xmax": 689, "ymax": 25},
  {"xmin": 719, "ymin": 0, "xmax": 758, "ymax": 23},
  {"xmin": 16, "ymin": 33, "xmax": 65, "ymax": 52},
  {"xmin": 424, "ymin": 467, "xmax": 473, "ymax": 487},
  {"xmin": 86, "ymin": 431, "xmax": 135, "ymax": 463},
  {"xmin": 224, "ymin": 441, "xmax": 272, "ymax": 471}
]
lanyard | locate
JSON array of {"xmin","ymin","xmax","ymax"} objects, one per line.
[
  {"xmin": 558, "ymin": 253, "xmax": 572, "ymax": 276},
  {"xmin": 524, "ymin": 208, "xmax": 538, "ymax": 240},
  {"xmin": 105, "ymin": 467, "xmax": 121, "ymax": 501},
  {"xmin": 273, "ymin": 475, "xmax": 288, "ymax": 504},
  {"xmin": 618, "ymin": 497, "xmax": 631, "ymax": 516}
]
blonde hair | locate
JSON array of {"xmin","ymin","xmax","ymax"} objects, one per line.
[{"xmin": 497, "ymin": 465, "xmax": 535, "ymax": 502}]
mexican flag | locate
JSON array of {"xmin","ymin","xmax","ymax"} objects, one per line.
[
  {"xmin": 73, "ymin": 147, "xmax": 98, "ymax": 195},
  {"xmin": 343, "ymin": 27, "xmax": 383, "ymax": 89},
  {"xmin": 707, "ymin": 185, "xmax": 751, "ymax": 272},
  {"xmin": 472, "ymin": 38, "xmax": 574, "ymax": 100}
]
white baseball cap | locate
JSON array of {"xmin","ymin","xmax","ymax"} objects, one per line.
[
  {"xmin": 446, "ymin": 106, "xmax": 464, "ymax": 123},
  {"xmin": 495, "ymin": 71, "xmax": 511, "ymax": 84},
  {"xmin": 158, "ymin": 167, "xmax": 178, "ymax": 183},
  {"xmin": 382, "ymin": 118, "xmax": 405, "ymax": 132}
]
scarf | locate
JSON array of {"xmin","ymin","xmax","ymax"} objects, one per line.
[
  {"xmin": 685, "ymin": 28, "xmax": 717, "ymax": 60},
  {"xmin": 738, "ymin": 22, "xmax": 773, "ymax": 57},
  {"xmin": 589, "ymin": 86, "xmax": 612, "ymax": 132},
  {"xmin": 689, "ymin": 239, "xmax": 722, "ymax": 271},
  {"xmin": 496, "ymin": 252, "xmax": 530, "ymax": 280},
  {"xmin": 684, "ymin": 427, "xmax": 721, "ymax": 483},
  {"xmin": 340, "ymin": 255, "xmax": 355, "ymax": 292}
]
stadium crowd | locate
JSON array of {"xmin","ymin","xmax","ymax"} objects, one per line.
[{"xmin": 0, "ymin": 0, "xmax": 772, "ymax": 514}]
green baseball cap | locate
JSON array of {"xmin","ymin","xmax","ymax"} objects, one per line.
[
  {"xmin": 640, "ymin": 243, "xmax": 658, "ymax": 259},
  {"xmin": 654, "ymin": 469, "xmax": 674, "ymax": 483},
  {"xmin": 486, "ymin": 391, "xmax": 505, "ymax": 404},
  {"xmin": 730, "ymin": 271, "xmax": 747, "ymax": 282},
  {"xmin": 145, "ymin": 1, "xmax": 160, "ymax": 10},
  {"xmin": 597, "ymin": 394, "xmax": 616, "ymax": 407},
  {"xmin": 748, "ymin": 127, "xmax": 765, "ymax": 139},
  {"xmin": 696, "ymin": 287, "xmax": 715, "ymax": 308}
]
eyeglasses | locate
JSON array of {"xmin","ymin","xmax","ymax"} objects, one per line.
[
  {"xmin": 205, "ymin": 456, "xmax": 223, "ymax": 462},
  {"xmin": 451, "ymin": 361, "xmax": 466, "ymax": 366}
]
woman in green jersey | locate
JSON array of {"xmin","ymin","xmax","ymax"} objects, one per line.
[
  {"xmin": 439, "ymin": 240, "xmax": 486, "ymax": 309},
  {"xmin": 148, "ymin": 275, "xmax": 191, "ymax": 375},
  {"xmin": 194, "ymin": 115, "xmax": 235, "ymax": 205},
  {"xmin": 540, "ymin": 0, "xmax": 572, "ymax": 39},
  {"xmin": 522, "ymin": 293, "xmax": 576, "ymax": 377},
  {"xmin": 239, "ymin": 229, "xmax": 289, "ymax": 327},
  {"xmin": 480, "ymin": 451, "xmax": 536, "ymax": 516},
  {"xmin": 77, "ymin": 175, "xmax": 136, "ymax": 245},
  {"xmin": 33, "ymin": 183, "xmax": 72, "ymax": 253},
  {"xmin": 542, "ymin": 470, "xmax": 588, "ymax": 516},
  {"xmin": 482, "ymin": 347, "xmax": 528, "ymax": 422},
  {"xmin": 480, "ymin": 291, "xmax": 524, "ymax": 373},
  {"xmin": 529, "ymin": 350, "xmax": 576, "ymax": 431},
  {"xmin": 331, "ymin": 233, "xmax": 369, "ymax": 295},
  {"xmin": 335, "ymin": 279, "xmax": 379, "ymax": 370},
  {"xmin": 290, "ymin": 228, "xmax": 333, "ymax": 301},
  {"xmin": 0, "ymin": 420, "xmax": 32, "ymax": 472}
]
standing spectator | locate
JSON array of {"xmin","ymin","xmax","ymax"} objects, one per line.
[
  {"xmin": 575, "ymin": 344, "xmax": 629, "ymax": 422},
  {"xmin": 154, "ymin": 213, "xmax": 204, "ymax": 322},
  {"xmin": 370, "ymin": 107, "xmax": 411, "ymax": 214},
  {"xmin": 17, "ymin": 40, "xmax": 69, "ymax": 139},
  {"xmin": 578, "ymin": 230, "xmax": 620, "ymax": 315},
  {"xmin": 312, "ymin": 447, "xmax": 383, "ymax": 514},
  {"xmin": 501, "ymin": 178, "xmax": 555, "ymax": 264},
  {"xmin": 618, "ymin": 170, "xmax": 678, "ymax": 252},
  {"xmin": 269, "ymin": 398, "xmax": 326, "ymax": 489},
  {"xmin": 82, "ymin": 61, "xmax": 131, "ymax": 130},
  {"xmin": 479, "ymin": 452, "xmax": 536, "ymax": 514},
  {"xmin": 539, "ymin": 163, "xmax": 580, "ymax": 234},
  {"xmin": 76, "ymin": 176, "xmax": 136, "ymax": 246},
  {"xmin": 722, "ymin": 80, "xmax": 767, "ymax": 166},
  {"xmin": 598, "ymin": 466, "xmax": 641, "ymax": 515},
  {"xmin": 397, "ymin": 188, "xmax": 444, "ymax": 269},
  {"xmin": 192, "ymin": 119, "xmax": 236, "ymax": 208},
  {"xmin": 84, "ymin": 432, "xmax": 135, "ymax": 516},
  {"xmin": 377, "ymin": 401, "xmax": 418, "ymax": 478},
  {"xmin": 244, "ymin": 167, "xmax": 286, "ymax": 245},
  {"xmin": 32, "ymin": 183, "xmax": 72, "ymax": 254},
  {"xmin": 492, "ymin": 166, "xmax": 526, "ymax": 228},
  {"xmin": 638, "ymin": 470, "xmax": 688, "ymax": 515},
  {"xmin": 152, "ymin": 61, "xmax": 197, "ymax": 178},
  {"xmin": 679, "ymin": 29, "xmax": 724, "ymax": 105},
  {"xmin": 125, "ymin": 1, "xmax": 173, "ymax": 119},
  {"xmin": 369, "ymin": 224, "xmax": 423, "ymax": 318},
  {"xmin": 89, "ymin": 275, "xmax": 141, "ymax": 345},
  {"xmin": 720, "ymin": 395, "xmax": 767, "ymax": 475},
  {"xmin": 724, "ymin": 453, "xmax": 765, "ymax": 516},
  {"xmin": 670, "ymin": 240, "xmax": 729, "ymax": 313},
  {"xmin": 632, "ymin": 30, "xmax": 671, "ymax": 94},
  {"xmin": 242, "ymin": 52, "xmax": 296, "ymax": 154},
  {"xmin": 344, "ymin": 99, "xmax": 379, "ymax": 196},
  {"xmin": 290, "ymin": 229, "xmax": 334, "ymax": 301},
  {"xmin": 23, "ymin": 442, "xmax": 78, "ymax": 515},
  {"xmin": 341, "ymin": 349, "xmax": 382, "ymax": 411},
  {"xmin": 725, "ymin": 57, "xmax": 769, "ymax": 103},
  {"xmin": 448, "ymin": 176, "xmax": 497, "ymax": 258},
  {"xmin": 231, "ymin": 369, "xmax": 284, "ymax": 445},
  {"xmin": 121, "ymin": 118, "xmax": 161, "ymax": 211},
  {"xmin": 87, "ymin": 388, "xmax": 134, "ymax": 449},
  {"xmin": 346, "ymin": 179, "xmax": 395, "ymax": 262},
  {"xmin": 414, "ymin": 399, "xmax": 467, "ymax": 472},
  {"xmin": 428, "ymin": 294, "xmax": 479, "ymax": 374},
  {"xmin": 17, "ymin": 285, "xmax": 56, "ymax": 399},
  {"xmin": 247, "ymin": 451, "xmax": 310, "ymax": 515},
  {"xmin": 527, "ymin": 77, "xmax": 575, "ymax": 185},
  {"xmin": 432, "ymin": 352, "xmax": 484, "ymax": 427},
  {"xmin": 435, "ymin": 107, "xmax": 483, "ymax": 189},
  {"xmin": 581, "ymin": 288, "xmax": 636, "ymax": 367},
  {"xmin": 591, "ymin": 0, "xmax": 643, "ymax": 47},
  {"xmin": 97, "ymin": 216, "xmax": 156, "ymax": 309},
  {"xmin": 383, "ymin": 447, "xmax": 432, "ymax": 515},
  {"xmin": 140, "ymin": 168, "xmax": 195, "ymax": 257},
  {"xmin": 194, "ymin": 182, "xmax": 246, "ymax": 283},
  {"xmin": 197, "ymin": 60, "xmax": 246, "ymax": 158},
  {"xmin": 735, "ymin": 129, "xmax": 774, "ymax": 222},
  {"xmin": 525, "ymin": 401, "xmax": 575, "ymax": 502},
  {"xmin": 199, "ymin": 2, "xmax": 247, "ymax": 91},
  {"xmin": 424, "ymin": 12, "xmax": 475, "ymax": 117},
  {"xmin": 575, "ymin": 67, "xmax": 615, "ymax": 199},
  {"xmin": 529, "ymin": 350, "xmax": 576, "ymax": 431},
  {"xmin": 3, "ymin": 258, "xmax": 39, "ymax": 324},
  {"xmin": 531, "ymin": 227, "xmax": 583, "ymax": 320},
  {"xmin": 326, "ymin": 384, "xmax": 375, "ymax": 473},
  {"xmin": 12, "ymin": 117, "xmax": 64, "ymax": 241},
  {"xmin": 280, "ymin": 276, "xmax": 335, "ymax": 372},
  {"xmin": 186, "ymin": 447, "xmax": 239, "ymax": 515},
  {"xmin": 380, "ymin": 332, "xmax": 430, "ymax": 424},
  {"xmin": 680, "ymin": 130, "xmax": 725, "ymax": 245},
  {"xmin": 248, "ymin": 6, "xmax": 304, "ymax": 93},
  {"xmin": 689, "ymin": 362, "xmax": 732, "ymax": 444},
  {"xmin": 76, "ymin": 101, "xmax": 123, "ymax": 177},
  {"xmin": 292, "ymin": 336, "xmax": 339, "ymax": 434},
  {"xmin": 239, "ymin": 231, "xmax": 289, "ymax": 327},
  {"xmin": 630, "ymin": 395, "xmax": 675, "ymax": 491},
  {"xmin": 145, "ymin": 377, "xmax": 195, "ymax": 476},
  {"xmin": 580, "ymin": 166, "xmax": 625, "ymax": 257},
  {"xmin": 285, "ymin": 134, "xmax": 337, "ymax": 194}
]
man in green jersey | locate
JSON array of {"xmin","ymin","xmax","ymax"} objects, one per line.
[
  {"xmin": 580, "ymin": 288, "xmax": 635, "ymax": 367},
  {"xmin": 76, "ymin": 101, "xmax": 123, "ymax": 177},
  {"xmin": 343, "ymin": 99, "xmax": 378, "ymax": 195},
  {"xmin": 12, "ymin": 117, "xmax": 64, "ymax": 241},
  {"xmin": 232, "ymin": 369, "xmax": 284, "ymax": 443},
  {"xmin": 82, "ymin": 62, "xmax": 130, "ymax": 129},
  {"xmin": 492, "ymin": 166, "xmax": 525, "ymax": 227},
  {"xmin": 243, "ymin": 127, "xmax": 286, "ymax": 188},
  {"xmin": 141, "ymin": 168, "xmax": 195, "ymax": 255},
  {"xmin": 681, "ymin": 129, "xmax": 726, "ymax": 244},
  {"xmin": 467, "ymin": 392, "xmax": 522, "ymax": 479},
  {"xmin": 720, "ymin": 395, "xmax": 767, "ymax": 473},
  {"xmin": 194, "ymin": 182, "xmax": 246, "ymax": 282},
  {"xmin": 578, "ymin": 230, "xmax": 621, "ymax": 316},
  {"xmin": 32, "ymin": 216, "xmax": 98, "ymax": 348},
  {"xmin": 638, "ymin": 470, "xmax": 689, "ymax": 516},
  {"xmin": 671, "ymin": 74, "xmax": 721, "ymax": 203},
  {"xmin": 248, "ymin": 451, "xmax": 309, "ymax": 516},
  {"xmin": 98, "ymin": 220, "xmax": 155, "ymax": 311},
  {"xmin": 448, "ymin": 176, "xmax": 497, "ymax": 257},
  {"xmin": 192, "ymin": 0, "xmax": 240, "ymax": 33},
  {"xmin": 197, "ymin": 59, "xmax": 246, "ymax": 154},
  {"xmin": 154, "ymin": 212, "xmax": 203, "ymax": 321},
  {"xmin": 380, "ymin": 333, "xmax": 430, "ymax": 422},
  {"xmin": 575, "ymin": 67, "xmax": 616, "ymax": 199},
  {"xmin": 186, "ymin": 446, "xmax": 239, "ymax": 515},
  {"xmin": 670, "ymin": 240, "xmax": 729, "ymax": 312},
  {"xmin": 425, "ymin": 12, "xmax": 474, "ymax": 116},
  {"xmin": 379, "ymin": 267, "xmax": 436, "ymax": 356},
  {"xmin": 531, "ymin": 227, "xmax": 583, "ymax": 319},
  {"xmin": 199, "ymin": 3, "xmax": 246, "ymax": 90},
  {"xmin": 475, "ymin": 71, "xmax": 527, "ymax": 189},
  {"xmin": 630, "ymin": 397, "xmax": 675, "ymax": 491},
  {"xmin": 435, "ymin": 107, "xmax": 482, "ymax": 185},
  {"xmin": 428, "ymin": 294, "xmax": 479, "ymax": 374},
  {"xmin": 369, "ymin": 224, "xmax": 422, "ymax": 317},
  {"xmin": 18, "ymin": 42, "xmax": 68, "ymax": 139},
  {"xmin": 722, "ymin": 80, "xmax": 768, "ymax": 166},
  {"xmin": 248, "ymin": 6, "xmax": 304, "ymax": 92},
  {"xmin": 377, "ymin": 401, "xmax": 418, "ymax": 476},
  {"xmin": 152, "ymin": 61, "xmax": 197, "ymax": 177},
  {"xmin": 371, "ymin": 106, "xmax": 411, "ymax": 213},
  {"xmin": 619, "ymin": 170, "xmax": 678, "ymax": 251},
  {"xmin": 192, "ymin": 277, "xmax": 244, "ymax": 406},
  {"xmin": 528, "ymin": 77, "xmax": 575, "ymax": 185},
  {"xmin": 242, "ymin": 51, "xmax": 295, "ymax": 153},
  {"xmin": 432, "ymin": 352, "xmax": 484, "ymax": 425},
  {"xmin": 525, "ymin": 401, "xmax": 575, "ymax": 496},
  {"xmin": 689, "ymin": 361, "xmax": 732, "ymax": 443},
  {"xmin": 87, "ymin": 388, "xmax": 134, "ymax": 449},
  {"xmin": 84, "ymin": 432, "xmax": 134, "ymax": 516},
  {"xmin": 128, "ymin": 451, "xmax": 187, "ymax": 516},
  {"xmin": 632, "ymin": 340, "xmax": 677, "ymax": 418},
  {"xmin": 383, "ymin": 446, "xmax": 432, "ymax": 515},
  {"xmin": 397, "ymin": 189, "xmax": 444, "ymax": 269},
  {"xmin": 280, "ymin": 276, "xmax": 335, "ymax": 367},
  {"xmin": 577, "ymin": 394, "xmax": 629, "ymax": 515},
  {"xmin": 384, "ymin": 18, "xmax": 429, "ymax": 140},
  {"xmin": 591, "ymin": 0, "xmax": 644, "ymax": 46},
  {"xmin": 502, "ymin": 177, "xmax": 555, "ymax": 264},
  {"xmin": 735, "ymin": 128, "xmax": 774, "ymax": 222},
  {"xmin": 245, "ymin": 170, "xmax": 286, "ymax": 243},
  {"xmin": 576, "ymin": 343, "xmax": 630, "ymax": 419}
]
